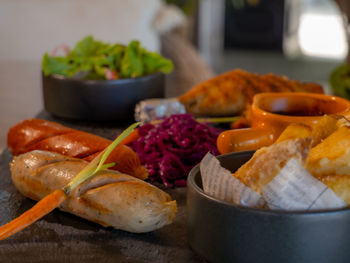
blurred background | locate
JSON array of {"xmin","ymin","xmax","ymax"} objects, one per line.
[{"xmin": 0, "ymin": 0, "xmax": 348, "ymax": 151}]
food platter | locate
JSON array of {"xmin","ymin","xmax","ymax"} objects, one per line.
[
  {"xmin": 0, "ymin": 111, "xmax": 205, "ymax": 263},
  {"xmin": 3, "ymin": 63, "xmax": 350, "ymax": 263}
]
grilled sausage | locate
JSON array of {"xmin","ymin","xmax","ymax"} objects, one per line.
[
  {"xmin": 10, "ymin": 150, "xmax": 177, "ymax": 233},
  {"xmin": 7, "ymin": 119, "xmax": 148, "ymax": 180}
]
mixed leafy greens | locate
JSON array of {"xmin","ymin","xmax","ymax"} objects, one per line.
[
  {"xmin": 330, "ymin": 64, "xmax": 350, "ymax": 100},
  {"xmin": 42, "ymin": 36, "xmax": 174, "ymax": 80}
]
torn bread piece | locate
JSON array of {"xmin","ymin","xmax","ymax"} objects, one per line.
[{"xmin": 234, "ymin": 137, "xmax": 312, "ymax": 194}]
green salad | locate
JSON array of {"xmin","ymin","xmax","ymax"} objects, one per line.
[
  {"xmin": 330, "ymin": 63, "xmax": 350, "ymax": 99},
  {"xmin": 42, "ymin": 36, "xmax": 174, "ymax": 80}
]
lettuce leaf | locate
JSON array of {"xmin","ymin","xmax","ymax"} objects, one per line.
[
  {"xmin": 120, "ymin": 40, "xmax": 174, "ymax": 78},
  {"xmin": 120, "ymin": 41, "xmax": 144, "ymax": 78},
  {"xmin": 70, "ymin": 36, "xmax": 106, "ymax": 57},
  {"xmin": 42, "ymin": 36, "xmax": 173, "ymax": 80},
  {"xmin": 42, "ymin": 53, "xmax": 74, "ymax": 77},
  {"xmin": 143, "ymin": 51, "xmax": 174, "ymax": 75}
]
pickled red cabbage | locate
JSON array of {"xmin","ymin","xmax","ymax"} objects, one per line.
[{"xmin": 129, "ymin": 114, "xmax": 221, "ymax": 187}]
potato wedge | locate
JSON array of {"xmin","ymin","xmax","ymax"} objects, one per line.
[
  {"xmin": 306, "ymin": 126, "xmax": 350, "ymax": 176},
  {"xmin": 275, "ymin": 123, "xmax": 312, "ymax": 144},
  {"xmin": 318, "ymin": 174, "xmax": 350, "ymax": 205},
  {"xmin": 336, "ymin": 115, "xmax": 350, "ymax": 128},
  {"xmin": 275, "ymin": 115, "xmax": 338, "ymax": 146},
  {"xmin": 310, "ymin": 115, "xmax": 339, "ymax": 146}
]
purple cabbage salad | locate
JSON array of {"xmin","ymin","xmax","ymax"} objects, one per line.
[{"xmin": 129, "ymin": 114, "xmax": 221, "ymax": 187}]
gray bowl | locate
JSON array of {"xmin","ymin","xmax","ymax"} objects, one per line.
[
  {"xmin": 42, "ymin": 73, "xmax": 165, "ymax": 121},
  {"xmin": 187, "ymin": 151, "xmax": 350, "ymax": 263}
]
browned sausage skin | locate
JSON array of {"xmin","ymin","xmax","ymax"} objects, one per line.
[
  {"xmin": 10, "ymin": 150, "xmax": 177, "ymax": 233},
  {"xmin": 7, "ymin": 119, "xmax": 148, "ymax": 180}
]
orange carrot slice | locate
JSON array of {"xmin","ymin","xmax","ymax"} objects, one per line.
[{"xmin": 0, "ymin": 189, "xmax": 66, "ymax": 240}]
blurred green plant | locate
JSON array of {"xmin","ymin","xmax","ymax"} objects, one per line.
[
  {"xmin": 164, "ymin": 0, "xmax": 198, "ymax": 15},
  {"xmin": 330, "ymin": 64, "xmax": 350, "ymax": 99}
]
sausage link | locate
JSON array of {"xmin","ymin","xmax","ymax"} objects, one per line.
[
  {"xmin": 7, "ymin": 119, "xmax": 147, "ymax": 179},
  {"xmin": 10, "ymin": 150, "xmax": 177, "ymax": 233}
]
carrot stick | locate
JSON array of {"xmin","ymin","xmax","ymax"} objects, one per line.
[
  {"xmin": 120, "ymin": 129, "xmax": 140, "ymax": 145},
  {"xmin": 0, "ymin": 189, "xmax": 66, "ymax": 240}
]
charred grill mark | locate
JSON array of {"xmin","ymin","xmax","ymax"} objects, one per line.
[
  {"xmin": 21, "ymin": 177, "xmax": 52, "ymax": 200},
  {"xmin": 24, "ymin": 130, "xmax": 71, "ymax": 151},
  {"xmin": 78, "ymin": 196, "xmax": 112, "ymax": 214},
  {"xmin": 262, "ymin": 74, "xmax": 294, "ymax": 92},
  {"xmin": 62, "ymin": 199, "xmax": 110, "ymax": 226},
  {"xmin": 10, "ymin": 122, "xmax": 111, "ymax": 160},
  {"xmin": 76, "ymin": 175, "xmax": 134, "ymax": 197},
  {"xmin": 260, "ymin": 75, "xmax": 286, "ymax": 92},
  {"xmin": 234, "ymin": 70, "xmax": 260, "ymax": 102},
  {"xmin": 58, "ymin": 131, "xmax": 109, "ymax": 159}
]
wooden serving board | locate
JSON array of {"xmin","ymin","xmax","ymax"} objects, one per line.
[{"xmin": 0, "ymin": 111, "xmax": 206, "ymax": 263}]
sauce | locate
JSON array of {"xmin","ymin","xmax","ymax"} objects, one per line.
[{"xmin": 270, "ymin": 110, "xmax": 325, "ymax": 117}]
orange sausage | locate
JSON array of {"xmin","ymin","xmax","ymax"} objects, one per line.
[
  {"xmin": 217, "ymin": 128, "xmax": 275, "ymax": 154},
  {"xmin": 7, "ymin": 119, "xmax": 147, "ymax": 180}
]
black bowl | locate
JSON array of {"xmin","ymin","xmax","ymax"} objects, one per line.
[
  {"xmin": 42, "ymin": 73, "xmax": 165, "ymax": 121},
  {"xmin": 187, "ymin": 151, "xmax": 350, "ymax": 263}
]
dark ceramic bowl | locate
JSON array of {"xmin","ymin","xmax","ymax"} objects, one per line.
[
  {"xmin": 187, "ymin": 151, "xmax": 350, "ymax": 263},
  {"xmin": 42, "ymin": 73, "xmax": 165, "ymax": 121}
]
